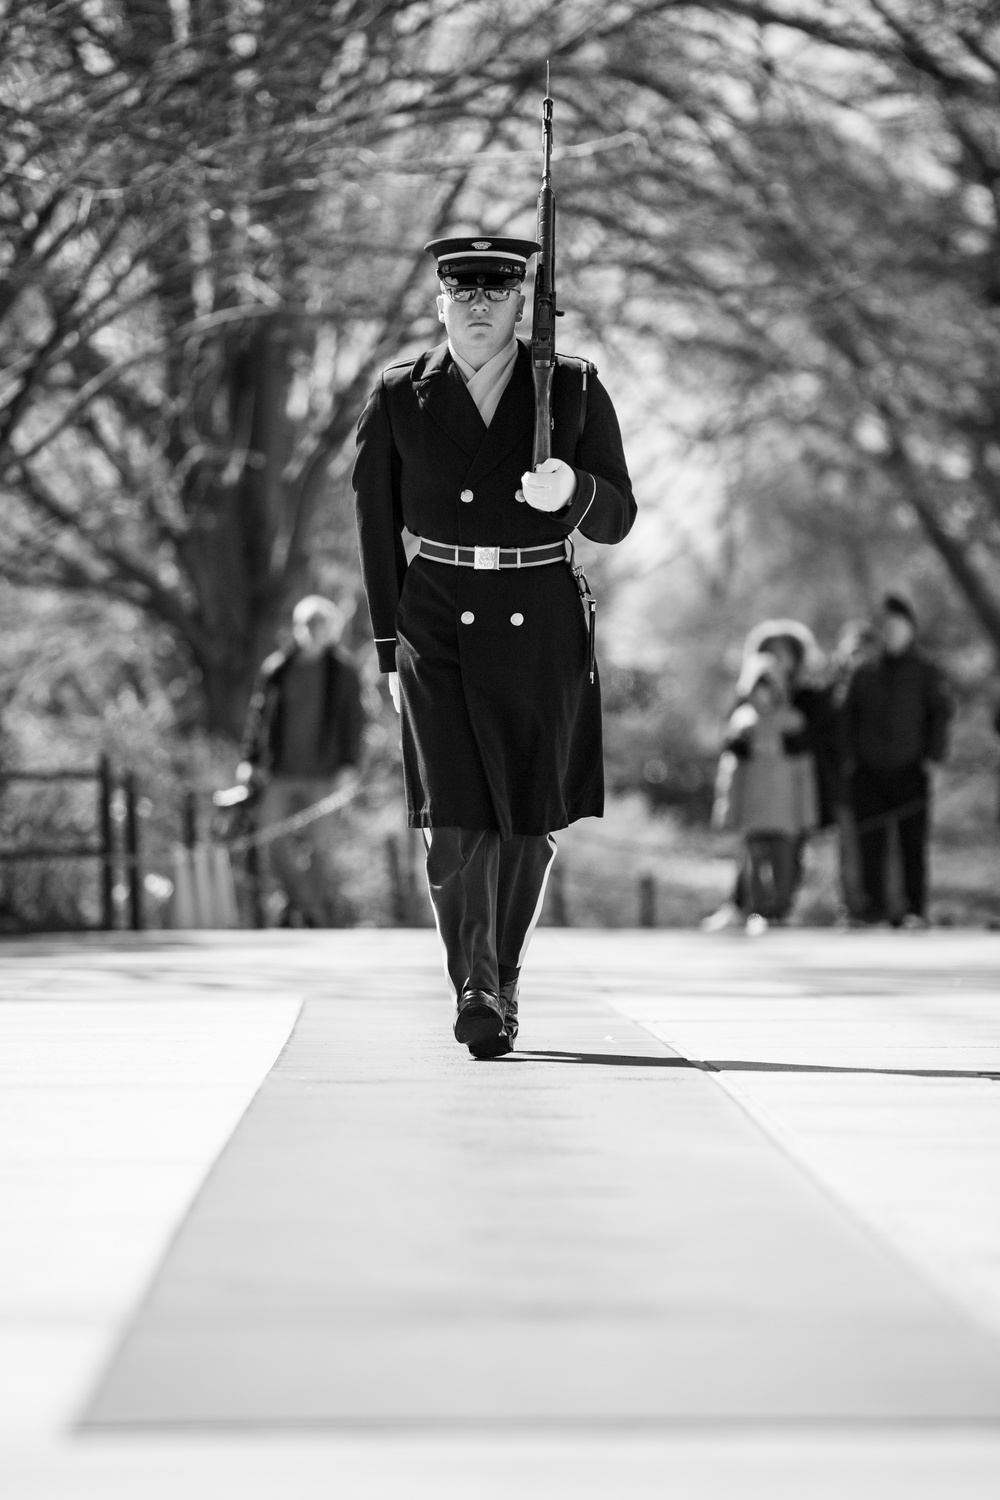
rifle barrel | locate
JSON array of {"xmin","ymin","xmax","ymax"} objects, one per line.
[{"xmin": 531, "ymin": 85, "xmax": 557, "ymax": 466}]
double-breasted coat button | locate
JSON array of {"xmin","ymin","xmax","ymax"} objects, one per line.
[
  {"xmin": 461, "ymin": 610, "xmax": 475, "ymax": 624},
  {"xmin": 460, "ymin": 488, "xmax": 473, "ymax": 503},
  {"xmin": 511, "ymin": 613, "xmax": 524, "ymax": 626}
]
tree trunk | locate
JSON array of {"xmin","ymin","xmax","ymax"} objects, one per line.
[{"xmin": 177, "ymin": 319, "xmax": 300, "ymax": 737}]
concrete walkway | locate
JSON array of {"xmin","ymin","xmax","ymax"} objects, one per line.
[{"xmin": 2, "ymin": 929, "xmax": 1000, "ymax": 1496}]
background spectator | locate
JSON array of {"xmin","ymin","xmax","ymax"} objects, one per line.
[
  {"xmin": 703, "ymin": 618, "xmax": 834, "ymax": 929},
  {"xmin": 712, "ymin": 652, "xmax": 819, "ymax": 924},
  {"xmin": 841, "ymin": 593, "xmax": 952, "ymax": 928},
  {"xmin": 238, "ymin": 596, "xmax": 364, "ymax": 927},
  {"xmin": 831, "ymin": 620, "xmax": 880, "ymax": 922}
]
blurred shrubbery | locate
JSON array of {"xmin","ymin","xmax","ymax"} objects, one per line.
[
  {"xmin": 0, "ymin": 777, "xmax": 103, "ymax": 931},
  {"xmin": 0, "ymin": 580, "xmax": 421, "ymax": 930},
  {"xmin": 601, "ymin": 665, "xmax": 718, "ymax": 821}
]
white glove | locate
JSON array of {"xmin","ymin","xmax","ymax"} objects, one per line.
[
  {"xmin": 518, "ymin": 457, "xmax": 577, "ymax": 512},
  {"xmin": 388, "ymin": 672, "xmax": 401, "ymax": 715}
]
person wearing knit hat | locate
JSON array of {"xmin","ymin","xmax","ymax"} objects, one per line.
[{"xmin": 841, "ymin": 591, "xmax": 953, "ymax": 926}]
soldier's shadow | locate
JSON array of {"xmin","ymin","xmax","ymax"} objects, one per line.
[{"xmin": 513, "ymin": 1050, "xmax": 1000, "ymax": 1081}]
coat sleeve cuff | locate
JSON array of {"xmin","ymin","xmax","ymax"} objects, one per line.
[
  {"xmin": 375, "ymin": 637, "xmax": 398, "ymax": 673},
  {"xmin": 559, "ymin": 470, "xmax": 597, "ymax": 530}
]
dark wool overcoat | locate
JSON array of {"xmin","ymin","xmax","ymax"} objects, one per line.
[{"xmin": 353, "ymin": 339, "xmax": 636, "ymax": 836}]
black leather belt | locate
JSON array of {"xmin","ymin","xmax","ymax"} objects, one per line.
[{"xmin": 418, "ymin": 538, "xmax": 567, "ymax": 570}]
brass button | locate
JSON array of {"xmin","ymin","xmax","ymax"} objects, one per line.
[
  {"xmin": 461, "ymin": 611, "xmax": 475, "ymax": 624},
  {"xmin": 511, "ymin": 613, "xmax": 524, "ymax": 626},
  {"xmin": 460, "ymin": 488, "xmax": 473, "ymax": 503}
]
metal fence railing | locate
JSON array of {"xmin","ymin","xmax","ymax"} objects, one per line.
[{"xmin": 0, "ymin": 758, "xmax": 142, "ymax": 931}]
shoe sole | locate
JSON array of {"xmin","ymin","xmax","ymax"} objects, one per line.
[
  {"xmin": 454, "ymin": 1002, "xmax": 505, "ymax": 1046},
  {"xmin": 468, "ymin": 1033, "xmax": 513, "ymax": 1060}
]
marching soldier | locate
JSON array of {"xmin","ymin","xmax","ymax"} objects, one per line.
[{"xmin": 353, "ymin": 234, "xmax": 635, "ymax": 1056}]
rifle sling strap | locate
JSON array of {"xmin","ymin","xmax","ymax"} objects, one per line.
[{"xmin": 560, "ymin": 357, "xmax": 595, "ymax": 451}]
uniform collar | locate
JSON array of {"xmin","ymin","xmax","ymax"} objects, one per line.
[
  {"xmin": 447, "ymin": 335, "xmax": 518, "ymax": 385},
  {"xmin": 448, "ymin": 337, "xmax": 519, "ymax": 428},
  {"xmin": 410, "ymin": 340, "xmax": 534, "ymax": 476}
]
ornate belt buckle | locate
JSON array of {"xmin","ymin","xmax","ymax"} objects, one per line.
[{"xmin": 474, "ymin": 545, "xmax": 499, "ymax": 571}]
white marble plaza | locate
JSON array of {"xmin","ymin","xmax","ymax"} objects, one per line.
[{"xmin": 1, "ymin": 928, "xmax": 999, "ymax": 1497}]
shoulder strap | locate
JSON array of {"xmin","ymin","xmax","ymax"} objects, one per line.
[
  {"xmin": 557, "ymin": 355, "xmax": 596, "ymax": 448},
  {"xmin": 576, "ymin": 360, "xmax": 594, "ymax": 444}
]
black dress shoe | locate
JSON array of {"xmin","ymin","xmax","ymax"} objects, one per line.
[
  {"xmin": 499, "ymin": 975, "xmax": 519, "ymax": 1046},
  {"xmin": 467, "ymin": 977, "xmax": 519, "ymax": 1060},
  {"xmin": 453, "ymin": 988, "xmax": 505, "ymax": 1047}
]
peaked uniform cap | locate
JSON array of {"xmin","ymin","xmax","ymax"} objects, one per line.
[{"xmin": 424, "ymin": 235, "xmax": 541, "ymax": 282}]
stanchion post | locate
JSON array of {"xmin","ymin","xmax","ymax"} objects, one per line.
[
  {"xmin": 98, "ymin": 755, "xmax": 114, "ymax": 931},
  {"xmin": 405, "ymin": 827, "xmax": 422, "ymax": 924},
  {"xmin": 246, "ymin": 834, "xmax": 265, "ymax": 928},
  {"xmin": 386, "ymin": 834, "xmax": 405, "ymax": 925},
  {"xmin": 549, "ymin": 857, "xmax": 569, "ymax": 926},
  {"xmin": 183, "ymin": 789, "xmax": 198, "ymax": 850},
  {"xmin": 639, "ymin": 872, "xmax": 656, "ymax": 928},
  {"xmin": 124, "ymin": 772, "xmax": 142, "ymax": 931}
]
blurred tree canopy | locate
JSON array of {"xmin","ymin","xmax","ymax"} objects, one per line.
[
  {"xmin": 2, "ymin": 0, "xmax": 1000, "ymax": 752},
  {"xmin": 557, "ymin": 0, "xmax": 1000, "ymax": 655},
  {"xmin": 0, "ymin": 0, "xmax": 543, "ymax": 732}
]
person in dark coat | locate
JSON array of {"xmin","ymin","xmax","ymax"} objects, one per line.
[
  {"xmin": 238, "ymin": 595, "xmax": 364, "ymax": 926},
  {"xmin": 842, "ymin": 592, "xmax": 952, "ymax": 926},
  {"xmin": 830, "ymin": 619, "xmax": 880, "ymax": 921},
  {"xmin": 353, "ymin": 234, "xmax": 635, "ymax": 1056}
]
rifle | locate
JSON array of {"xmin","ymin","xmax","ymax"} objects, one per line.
[
  {"xmin": 531, "ymin": 68, "xmax": 559, "ymax": 466},
  {"xmin": 530, "ymin": 71, "xmax": 598, "ymax": 685}
]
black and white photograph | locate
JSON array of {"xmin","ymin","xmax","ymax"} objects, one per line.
[{"xmin": 2, "ymin": 2, "xmax": 1000, "ymax": 1496}]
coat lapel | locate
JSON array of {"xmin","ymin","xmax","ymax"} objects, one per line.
[
  {"xmin": 411, "ymin": 342, "xmax": 484, "ymax": 457},
  {"xmin": 463, "ymin": 340, "xmax": 534, "ymax": 485}
]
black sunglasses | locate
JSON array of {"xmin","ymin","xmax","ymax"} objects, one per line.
[{"xmin": 442, "ymin": 284, "xmax": 517, "ymax": 303}]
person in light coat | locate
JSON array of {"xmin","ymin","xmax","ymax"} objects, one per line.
[{"xmin": 713, "ymin": 653, "xmax": 819, "ymax": 923}]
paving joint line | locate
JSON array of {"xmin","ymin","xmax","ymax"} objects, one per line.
[{"xmin": 614, "ymin": 1002, "xmax": 1000, "ymax": 1371}]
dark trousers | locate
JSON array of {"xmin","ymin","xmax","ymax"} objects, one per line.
[
  {"xmin": 423, "ymin": 828, "xmax": 557, "ymax": 999},
  {"xmin": 850, "ymin": 763, "xmax": 929, "ymax": 920},
  {"xmin": 733, "ymin": 834, "xmax": 804, "ymax": 914},
  {"xmin": 836, "ymin": 805, "xmax": 867, "ymax": 921},
  {"xmin": 743, "ymin": 833, "xmax": 797, "ymax": 920}
]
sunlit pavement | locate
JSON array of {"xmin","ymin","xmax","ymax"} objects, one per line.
[{"xmin": 1, "ymin": 928, "xmax": 999, "ymax": 1497}]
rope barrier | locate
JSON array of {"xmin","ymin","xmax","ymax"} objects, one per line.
[
  {"xmin": 849, "ymin": 797, "xmax": 928, "ymax": 836},
  {"xmin": 0, "ymin": 781, "xmax": 365, "ymax": 873},
  {"xmin": 0, "ymin": 773, "xmax": 935, "ymax": 881},
  {"xmin": 225, "ymin": 780, "xmax": 361, "ymax": 853},
  {"xmin": 562, "ymin": 798, "xmax": 931, "ymax": 864}
]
